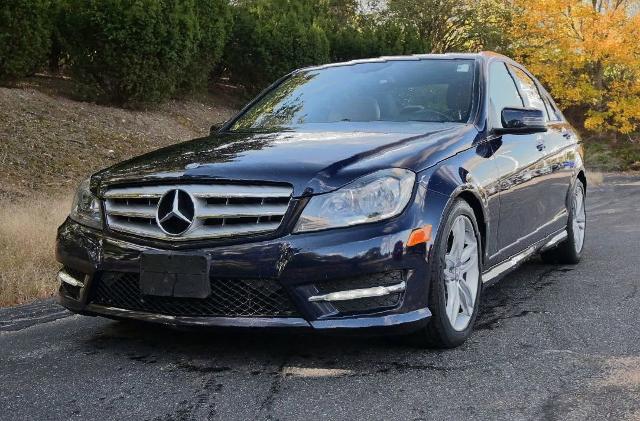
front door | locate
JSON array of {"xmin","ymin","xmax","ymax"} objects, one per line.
[
  {"xmin": 508, "ymin": 65, "xmax": 574, "ymax": 237},
  {"xmin": 487, "ymin": 61, "xmax": 549, "ymax": 263}
]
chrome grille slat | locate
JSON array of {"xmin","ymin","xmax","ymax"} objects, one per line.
[
  {"xmin": 103, "ymin": 183, "xmax": 292, "ymax": 241},
  {"xmin": 105, "ymin": 203, "xmax": 157, "ymax": 218},
  {"xmin": 196, "ymin": 204, "xmax": 288, "ymax": 218},
  {"xmin": 107, "ymin": 220, "xmax": 282, "ymax": 241},
  {"xmin": 105, "ymin": 184, "xmax": 292, "ymax": 199}
]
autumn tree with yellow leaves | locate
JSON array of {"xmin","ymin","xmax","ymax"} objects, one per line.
[{"xmin": 508, "ymin": 0, "xmax": 640, "ymax": 137}]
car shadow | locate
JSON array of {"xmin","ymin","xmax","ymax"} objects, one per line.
[{"xmin": 77, "ymin": 257, "xmax": 565, "ymax": 372}]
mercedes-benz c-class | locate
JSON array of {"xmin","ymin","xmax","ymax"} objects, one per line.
[{"xmin": 56, "ymin": 52, "xmax": 586, "ymax": 347}]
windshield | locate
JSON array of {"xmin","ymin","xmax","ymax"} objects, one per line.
[{"xmin": 230, "ymin": 59, "xmax": 476, "ymax": 132}]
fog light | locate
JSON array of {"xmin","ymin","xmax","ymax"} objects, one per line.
[{"xmin": 57, "ymin": 270, "xmax": 85, "ymax": 288}]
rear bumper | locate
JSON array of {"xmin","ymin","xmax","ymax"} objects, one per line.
[{"xmin": 56, "ymin": 203, "xmax": 439, "ymax": 334}]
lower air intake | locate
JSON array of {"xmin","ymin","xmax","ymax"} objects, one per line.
[{"xmin": 90, "ymin": 272, "xmax": 299, "ymax": 318}]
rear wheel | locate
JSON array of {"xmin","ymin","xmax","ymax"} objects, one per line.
[
  {"xmin": 541, "ymin": 179, "xmax": 586, "ymax": 264},
  {"xmin": 407, "ymin": 200, "xmax": 482, "ymax": 348}
]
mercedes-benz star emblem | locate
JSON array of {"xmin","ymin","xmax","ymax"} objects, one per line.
[{"xmin": 156, "ymin": 189, "xmax": 195, "ymax": 235}]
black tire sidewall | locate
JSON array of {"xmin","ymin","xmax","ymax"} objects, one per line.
[
  {"xmin": 551, "ymin": 179, "xmax": 587, "ymax": 263},
  {"xmin": 565, "ymin": 179, "xmax": 586, "ymax": 260},
  {"xmin": 426, "ymin": 200, "xmax": 483, "ymax": 347}
]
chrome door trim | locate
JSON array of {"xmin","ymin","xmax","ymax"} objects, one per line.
[{"xmin": 482, "ymin": 229, "xmax": 567, "ymax": 284}]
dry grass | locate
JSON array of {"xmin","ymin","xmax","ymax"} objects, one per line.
[
  {"xmin": 0, "ymin": 195, "xmax": 70, "ymax": 307},
  {"xmin": 0, "ymin": 80, "xmax": 238, "ymax": 306},
  {"xmin": 587, "ymin": 171, "xmax": 605, "ymax": 187}
]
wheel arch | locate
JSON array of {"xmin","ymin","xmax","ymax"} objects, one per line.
[
  {"xmin": 456, "ymin": 190, "xmax": 487, "ymax": 263},
  {"xmin": 577, "ymin": 170, "xmax": 587, "ymax": 191},
  {"xmin": 418, "ymin": 158, "xmax": 493, "ymax": 266}
]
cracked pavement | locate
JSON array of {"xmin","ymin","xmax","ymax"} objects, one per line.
[{"xmin": 1, "ymin": 174, "xmax": 639, "ymax": 420}]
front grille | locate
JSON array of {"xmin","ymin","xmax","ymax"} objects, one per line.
[
  {"xmin": 89, "ymin": 272, "xmax": 299, "ymax": 317},
  {"xmin": 104, "ymin": 183, "xmax": 292, "ymax": 241}
]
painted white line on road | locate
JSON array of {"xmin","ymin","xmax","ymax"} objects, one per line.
[{"xmin": 282, "ymin": 366, "xmax": 353, "ymax": 378}]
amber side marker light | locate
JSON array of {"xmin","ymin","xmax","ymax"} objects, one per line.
[{"xmin": 407, "ymin": 225, "xmax": 432, "ymax": 247}]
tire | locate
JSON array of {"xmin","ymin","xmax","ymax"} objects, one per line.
[
  {"xmin": 407, "ymin": 200, "xmax": 483, "ymax": 348},
  {"xmin": 541, "ymin": 179, "xmax": 586, "ymax": 265}
]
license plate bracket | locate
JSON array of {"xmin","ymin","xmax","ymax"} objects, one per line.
[{"xmin": 139, "ymin": 252, "xmax": 211, "ymax": 299}]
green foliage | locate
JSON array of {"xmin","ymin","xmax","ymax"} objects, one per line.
[
  {"xmin": 584, "ymin": 138, "xmax": 640, "ymax": 171},
  {"xmin": 179, "ymin": 0, "xmax": 231, "ymax": 93},
  {"xmin": 60, "ymin": 0, "xmax": 230, "ymax": 105},
  {"xmin": 223, "ymin": 0, "xmax": 330, "ymax": 92},
  {"xmin": 0, "ymin": 0, "xmax": 52, "ymax": 80}
]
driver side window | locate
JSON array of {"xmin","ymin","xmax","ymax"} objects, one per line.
[
  {"xmin": 508, "ymin": 65, "xmax": 549, "ymax": 121},
  {"xmin": 489, "ymin": 62, "xmax": 524, "ymax": 128}
]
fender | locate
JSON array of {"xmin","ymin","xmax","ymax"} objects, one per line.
[{"xmin": 415, "ymin": 144, "xmax": 499, "ymax": 266}]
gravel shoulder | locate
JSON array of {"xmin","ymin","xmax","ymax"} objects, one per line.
[{"xmin": 1, "ymin": 175, "xmax": 639, "ymax": 420}]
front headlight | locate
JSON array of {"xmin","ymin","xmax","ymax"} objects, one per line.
[
  {"xmin": 293, "ymin": 168, "xmax": 415, "ymax": 233},
  {"xmin": 70, "ymin": 177, "xmax": 102, "ymax": 229}
]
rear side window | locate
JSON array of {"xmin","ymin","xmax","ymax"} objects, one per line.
[
  {"xmin": 508, "ymin": 65, "xmax": 548, "ymax": 120},
  {"xmin": 488, "ymin": 62, "xmax": 523, "ymax": 128}
]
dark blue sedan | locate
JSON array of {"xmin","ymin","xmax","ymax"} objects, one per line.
[{"xmin": 56, "ymin": 52, "xmax": 586, "ymax": 347}]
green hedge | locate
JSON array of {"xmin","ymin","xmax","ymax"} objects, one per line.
[
  {"xmin": 179, "ymin": 0, "xmax": 231, "ymax": 93},
  {"xmin": 60, "ymin": 0, "xmax": 230, "ymax": 105},
  {"xmin": 0, "ymin": 0, "xmax": 452, "ymax": 102},
  {"xmin": 61, "ymin": 0, "xmax": 199, "ymax": 104},
  {"xmin": 0, "ymin": 0, "xmax": 52, "ymax": 80},
  {"xmin": 223, "ymin": 0, "xmax": 330, "ymax": 93}
]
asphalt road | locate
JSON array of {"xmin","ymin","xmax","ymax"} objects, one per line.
[{"xmin": 2, "ymin": 175, "xmax": 639, "ymax": 421}]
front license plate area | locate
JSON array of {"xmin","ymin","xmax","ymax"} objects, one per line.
[{"xmin": 139, "ymin": 252, "xmax": 211, "ymax": 299}]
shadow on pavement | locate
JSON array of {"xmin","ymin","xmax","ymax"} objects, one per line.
[{"xmin": 75, "ymin": 258, "xmax": 563, "ymax": 371}]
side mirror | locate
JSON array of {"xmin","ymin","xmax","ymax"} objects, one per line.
[{"xmin": 494, "ymin": 107, "xmax": 547, "ymax": 135}]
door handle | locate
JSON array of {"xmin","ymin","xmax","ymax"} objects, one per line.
[{"xmin": 536, "ymin": 141, "xmax": 546, "ymax": 151}]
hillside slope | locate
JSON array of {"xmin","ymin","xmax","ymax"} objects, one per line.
[
  {"xmin": 0, "ymin": 82, "xmax": 237, "ymax": 198},
  {"xmin": 0, "ymin": 82, "xmax": 238, "ymax": 306}
]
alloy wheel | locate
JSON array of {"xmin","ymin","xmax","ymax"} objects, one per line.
[
  {"xmin": 573, "ymin": 185, "xmax": 586, "ymax": 253},
  {"xmin": 444, "ymin": 215, "xmax": 480, "ymax": 331}
]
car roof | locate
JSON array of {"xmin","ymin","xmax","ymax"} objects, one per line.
[{"xmin": 300, "ymin": 51, "xmax": 510, "ymax": 72}]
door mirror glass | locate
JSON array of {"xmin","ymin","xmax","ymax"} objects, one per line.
[{"xmin": 495, "ymin": 107, "xmax": 547, "ymax": 135}]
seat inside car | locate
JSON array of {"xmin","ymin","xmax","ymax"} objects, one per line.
[{"xmin": 446, "ymin": 78, "xmax": 473, "ymax": 122}]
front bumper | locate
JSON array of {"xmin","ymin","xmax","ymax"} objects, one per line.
[{"xmin": 56, "ymin": 214, "xmax": 435, "ymax": 333}]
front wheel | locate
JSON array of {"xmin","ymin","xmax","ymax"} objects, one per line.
[{"xmin": 407, "ymin": 200, "xmax": 482, "ymax": 348}]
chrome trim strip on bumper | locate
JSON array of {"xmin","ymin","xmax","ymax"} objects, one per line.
[
  {"xmin": 84, "ymin": 304, "xmax": 311, "ymax": 328},
  {"xmin": 80, "ymin": 304, "xmax": 431, "ymax": 331},
  {"xmin": 310, "ymin": 308, "xmax": 431, "ymax": 330},
  {"xmin": 308, "ymin": 281, "xmax": 406, "ymax": 302},
  {"xmin": 57, "ymin": 270, "xmax": 85, "ymax": 287},
  {"xmin": 482, "ymin": 229, "xmax": 568, "ymax": 284}
]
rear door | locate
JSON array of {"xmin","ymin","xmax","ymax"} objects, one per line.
[
  {"xmin": 487, "ymin": 61, "xmax": 548, "ymax": 263},
  {"xmin": 539, "ymin": 91, "xmax": 579, "ymax": 233}
]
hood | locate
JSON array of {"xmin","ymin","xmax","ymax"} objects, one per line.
[{"xmin": 94, "ymin": 123, "xmax": 477, "ymax": 197}]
